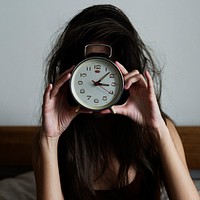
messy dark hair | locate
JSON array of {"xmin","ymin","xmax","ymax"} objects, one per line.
[{"xmin": 45, "ymin": 4, "xmax": 165, "ymax": 200}]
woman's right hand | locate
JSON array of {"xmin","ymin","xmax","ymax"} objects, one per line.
[{"xmin": 41, "ymin": 66, "xmax": 91, "ymax": 138}]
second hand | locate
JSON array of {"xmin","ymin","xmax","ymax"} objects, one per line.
[
  {"xmin": 92, "ymin": 80, "xmax": 110, "ymax": 93},
  {"xmin": 99, "ymin": 85, "xmax": 111, "ymax": 93}
]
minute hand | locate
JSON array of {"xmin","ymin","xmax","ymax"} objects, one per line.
[{"xmin": 97, "ymin": 72, "xmax": 110, "ymax": 82}]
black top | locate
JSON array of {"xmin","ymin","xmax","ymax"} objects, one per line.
[{"xmin": 95, "ymin": 173, "xmax": 142, "ymax": 200}]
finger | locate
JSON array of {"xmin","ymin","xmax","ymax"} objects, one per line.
[
  {"xmin": 99, "ymin": 108, "xmax": 111, "ymax": 114},
  {"xmin": 99, "ymin": 105, "xmax": 121, "ymax": 115},
  {"xmin": 109, "ymin": 105, "xmax": 125, "ymax": 116},
  {"xmin": 79, "ymin": 108, "xmax": 93, "ymax": 114},
  {"xmin": 145, "ymin": 70, "xmax": 155, "ymax": 94},
  {"xmin": 115, "ymin": 61, "xmax": 128, "ymax": 75},
  {"xmin": 51, "ymin": 73, "xmax": 71, "ymax": 99},
  {"xmin": 110, "ymin": 106, "xmax": 117, "ymax": 114},
  {"xmin": 125, "ymin": 74, "xmax": 147, "ymax": 89},
  {"xmin": 123, "ymin": 70, "xmax": 140, "ymax": 82},
  {"xmin": 42, "ymin": 84, "xmax": 53, "ymax": 114},
  {"xmin": 115, "ymin": 62, "xmax": 146, "ymax": 88},
  {"xmin": 44, "ymin": 84, "xmax": 53, "ymax": 101},
  {"xmin": 55, "ymin": 65, "xmax": 74, "ymax": 82},
  {"xmin": 52, "ymin": 66, "xmax": 74, "ymax": 95}
]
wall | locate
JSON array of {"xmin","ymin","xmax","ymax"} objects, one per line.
[{"xmin": 0, "ymin": 0, "xmax": 200, "ymax": 125}]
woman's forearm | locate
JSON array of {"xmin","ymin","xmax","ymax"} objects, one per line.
[
  {"xmin": 156, "ymin": 126, "xmax": 199, "ymax": 200},
  {"xmin": 33, "ymin": 133, "xmax": 64, "ymax": 200}
]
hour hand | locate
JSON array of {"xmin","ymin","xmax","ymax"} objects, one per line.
[
  {"xmin": 98, "ymin": 83, "xmax": 109, "ymax": 86},
  {"xmin": 92, "ymin": 80, "xmax": 109, "ymax": 86}
]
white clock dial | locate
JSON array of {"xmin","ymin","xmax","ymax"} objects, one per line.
[{"xmin": 70, "ymin": 57, "xmax": 124, "ymax": 111}]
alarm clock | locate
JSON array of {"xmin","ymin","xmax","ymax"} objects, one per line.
[{"xmin": 70, "ymin": 57, "xmax": 124, "ymax": 111}]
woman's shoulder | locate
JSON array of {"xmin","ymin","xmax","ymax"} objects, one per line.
[
  {"xmin": 165, "ymin": 118, "xmax": 181, "ymax": 145},
  {"xmin": 165, "ymin": 118, "xmax": 178, "ymax": 138},
  {"xmin": 165, "ymin": 118, "xmax": 188, "ymax": 167}
]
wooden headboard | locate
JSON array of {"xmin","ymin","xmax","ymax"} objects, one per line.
[
  {"xmin": 0, "ymin": 126, "xmax": 200, "ymax": 179},
  {"xmin": 0, "ymin": 127, "xmax": 39, "ymax": 179},
  {"xmin": 176, "ymin": 126, "xmax": 200, "ymax": 169}
]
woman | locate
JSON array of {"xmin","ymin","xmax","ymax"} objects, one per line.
[{"xmin": 33, "ymin": 4, "xmax": 200, "ymax": 200}]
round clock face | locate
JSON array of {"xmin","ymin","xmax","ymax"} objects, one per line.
[{"xmin": 70, "ymin": 57, "xmax": 124, "ymax": 111}]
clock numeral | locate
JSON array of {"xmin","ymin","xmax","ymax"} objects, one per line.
[
  {"xmin": 94, "ymin": 64, "xmax": 101, "ymax": 70},
  {"xmin": 109, "ymin": 74, "xmax": 115, "ymax": 78},
  {"xmin": 87, "ymin": 67, "xmax": 91, "ymax": 71},
  {"xmin": 102, "ymin": 96, "xmax": 107, "ymax": 101},
  {"xmin": 80, "ymin": 73, "xmax": 87, "ymax": 77},
  {"xmin": 94, "ymin": 98, "xmax": 99, "ymax": 103},
  {"xmin": 86, "ymin": 95, "xmax": 91, "ymax": 100},
  {"xmin": 111, "ymin": 82, "xmax": 116, "ymax": 86},
  {"xmin": 109, "ymin": 90, "xmax": 114, "ymax": 94},
  {"xmin": 78, "ymin": 81, "xmax": 83, "ymax": 85},
  {"xmin": 80, "ymin": 89, "xmax": 85, "ymax": 94}
]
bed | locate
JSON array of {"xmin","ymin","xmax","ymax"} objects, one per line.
[{"xmin": 0, "ymin": 126, "xmax": 199, "ymax": 199}]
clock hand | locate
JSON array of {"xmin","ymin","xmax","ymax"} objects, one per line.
[
  {"xmin": 98, "ymin": 83, "xmax": 109, "ymax": 86},
  {"xmin": 92, "ymin": 80, "xmax": 111, "ymax": 93},
  {"xmin": 92, "ymin": 80, "xmax": 109, "ymax": 86},
  {"xmin": 97, "ymin": 72, "xmax": 110, "ymax": 83},
  {"xmin": 92, "ymin": 80, "xmax": 99, "ymax": 86},
  {"xmin": 99, "ymin": 85, "xmax": 111, "ymax": 93}
]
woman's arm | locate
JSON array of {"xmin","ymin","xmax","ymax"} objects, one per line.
[
  {"xmin": 33, "ymin": 67, "xmax": 91, "ymax": 200},
  {"xmin": 109, "ymin": 61, "xmax": 199, "ymax": 199},
  {"xmin": 33, "ymin": 132, "xmax": 64, "ymax": 200},
  {"xmin": 157, "ymin": 120, "xmax": 200, "ymax": 200},
  {"xmin": 32, "ymin": 70, "xmax": 73, "ymax": 200}
]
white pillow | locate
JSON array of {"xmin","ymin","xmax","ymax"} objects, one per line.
[{"xmin": 0, "ymin": 171, "xmax": 36, "ymax": 200}]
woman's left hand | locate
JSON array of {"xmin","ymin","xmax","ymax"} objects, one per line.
[{"xmin": 102, "ymin": 61, "xmax": 166, "ymax": 130}]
